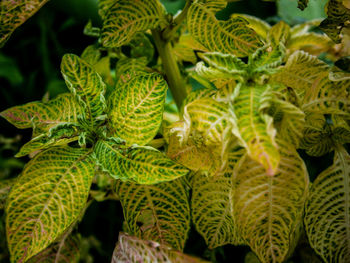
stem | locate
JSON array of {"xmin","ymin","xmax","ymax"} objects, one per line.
[
  {"xmin": 162, "ymin": 0, "xmax": 193, "ymax": 41},
  {"xmin": 152, "ymin": 30, "xmax": 187, "ymax": 110}
]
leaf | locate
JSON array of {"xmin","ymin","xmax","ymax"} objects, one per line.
[
  {"xmin": 232, "ymin": 85, "xmax": 280, "ymax": 175},
  {"xmin": 248, "ymin": 45, "xmax": 285, "ymax": 74},
  {"xmin": 81, "ymin": 45, "xmax": 101, "ymax": 65},
  {"xmin": 0, "ymin": 93, "xmax": 83, "ymax": 136},
  {"xmin": 6, "ymin": 147, "xmax": 95, "ymax": 263},
  {"xmin": 115, "ymin": 57, "xmax": 149, "ymax": 85},
  {"xmin": 116, "ymin": 178, "xmax": 190, "ymax": 250},
  {"xmin": 101, "ymin": 0, "xmax": 168, "ymax": 47},
  {"xmin": 128, "ymin": 33, "xmax": 155, "ymax": 63},
  {"xmin": 108, "ymin": 72, "xmax": 167, "ymax": 146},
  {"xmin": 27, "ymin": 233, "xmax": 81, "ymax": 263},
  {"xmin": 304, "ymin": 146, "xmax": 350, "ymax": 262},
  {"xmin": 267, "ymin": 98, "xmax": 305, "ymax": 148},
  {"xmin": 267, "ymin": 21, "xmax": 291, "ymax": 45},
  {"xmin": 61, "ymin": 54, "xmax": 106, "ymax": 122},
  {"xmin": 94, "ymin": 139, "xmax": 189, "ymax": 184},
  {"xmin": 173, "ymin": 34, "xmax": 209, "ymax": 64},
  {"xmin": 187, "ymin": 1, "xmax": 262, "ymax": 57},
  {"xmin": 287, "ymin": 33, "xmax": 331, "ymax": 55},
  {"xmin": 298, "ymin": 0, "xmax": 309, "ymax": 10},
  {"xmin": 111, "ymin": 233, "xmax": 208, "ymax": 263},
  {"xmin": 234, "ymin": 140, "xmax": 309, "ymax": 263},
  {"xmin": 0, "ymin": 0, "xmax": 49, "ymax": 47},
  {"xmin": 319, "ymin": 0, "xmax": 350, "ymax": 43},
  {"xmin": 191, "ymin": 149, "xmax": 245, "ymax": 248},
  {"xmin": 231, "ymin": 14, "xmax": 270, "ymax": 40},
  {"xmin": 0, "ymin": 178, "xmax": 16, "ymax": 210},
  {"xmin": 15, "ymin": 123, "xmax": 80, "ymax": 157},
  {"xmin": 270, "ymin": 51, "xmax": 329, "ymax": 98}
]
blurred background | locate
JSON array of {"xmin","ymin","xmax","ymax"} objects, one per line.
[{"xmin": 0, "ymin": 0, "xmax": 330, "ymax": 262}]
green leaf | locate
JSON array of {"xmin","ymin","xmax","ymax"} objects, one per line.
[
  {"xmin": 6, "ymin": 147, "xmax": 95, "ymax": 263},
  {"xmin": 0, "ymin": 178, "xmax": 16, "ymax": 210},
  {"xmin": 191, "ymin": 149, "xmax": 245, "ymax": 248},
  {"xmin": 267, "ymin": 98, "xmax": 305, "ymax": 148},
  {"xmin": 128, "ymin": 33, "xmax": 155, "ymax": 63},
  {"xmin": 320, "ymin": 0, "xmax": 350, "ymax": 43},
  {"xmin": 101, "ymin": 0, "xmax": 168, "ymax": 47},
  {"xmin": 27, "ymin": 233, "xmax": 81, "ymax": 263},
  {"xmin": 270, "ymin": 51, "xmax": 329, "ymax": 98},
  {"xmin": 267, "ymin": 21, "xmax": 291, "ymax": 45},
  {"xmin": 304, "ymin": 146, "xmax": 350, "ymax": 262},
  {"xmin": 61, "ymin": 54, "xmax": 106, "ymax": 122},
  {"xmin": 187, "ymin": 1, "xmax": 262, "ymax": 57},
  {"xmin": 108, "ymin": 72, "xmax": 167, "ymax": 146},
  {"xmin": 15, "ymin": 123, "xmax": 80, "ymax": 157},
  {"xmin": 287, "ymin": 33, "xmax": 331, "ymax": 55},
  {"xmin": 112, "ymin": 233, "xmax": 208, "ymax": 263},
  {"xmin": 0, "ymin": 0, "xmax": 49, "ymax": 47},
  {"xmin": 234, "ymin": 140, "xmax": 309, "ymax": 263},
  {"xmin": 248, "ymin": 45, "xmax": 285, "ymax": 74},
  {"xmin": 232, "ymin": 85, "xmax": 280, "ymax": 175},
  {"xmin": 81, "ymin": 45, "xmax": 101, "ymax": 65},
  {"xmin": 231, "ymin": 14, "xmax": 270, "ymax": 41},
  {"xmin": 115, "ymin": 57, "xmax": 149, "ymax": 85},
  {"xmin": 116, "ymin": 178, "xmax": 190, "ymax": 250},
  {"xmin": 0, "ymin": 93, "xmax": 83, "ymax": 136},
  {"xmin": 94, "ymin": 139, "xmax": 189, "ymax": 184}
]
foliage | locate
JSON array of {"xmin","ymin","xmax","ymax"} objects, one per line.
[{"xmin": 0, "ymin": 0, "xmax": 350, "ymax": 262}]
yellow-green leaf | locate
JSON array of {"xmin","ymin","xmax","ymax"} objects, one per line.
[
  {"xmin": 191, "ymin": 149, "xmax": 245, "ymax": 248},
  {"xmin": 6, "ymin": 147, "xmax": 95, "ymax": 263},
  {"xmin": 287, "ymin": 33, "xmax": 331, "ymax": 55},
  {"xmin": 249, "ymin": 44, "xmax": 285, "ymax": 74},
  {"xmin": 304, "ymin": 146, "xmax": 350, "ymax": 262},
  {"xmin": 101, "ymin": 0, "xmax": 168, "ymax": 47},
  {"xmin": 232, "ymin": 85, "xmax": 280, "ymax": 175},
  {"xmin": 0, "ymin": 0, "xmax": 49, "ymax": 47},
  {"xmin": 115, "ymin": 57, "xmax": 149, "ymax": 84},
  {"xmin": 112, "ymin": 233, "xmax": 208, "ymax": 263},
  {"xmin": 61, "ymin": 54, "xmax": 106, "ymax": 121},
  {"xmin": 116, "ymin": 178, "xmax": 190, "ymax": 250},
  {"xmin": 27, "ymin": 233, "xmax": 81, "ymax": 263},
  {"xmin": 0, "ymin": 93, "xmax": 83, "ymax": 136},
  {"xmin": 108, "ymin": 72, "xmax": 167, "ymax": 146},
  {"xmin": 187, "ymin": 1, "xmax": 262, "ymax": 57},
  {"xmin": 231, "ymin": 14, "xmax": 270, "ymax": 40},
  {"xmin": 267, "ymin": 20, "xmax": 291, "ymax": 45},
  {"xmin": 173, "ymin": 34, "xmax": 209, "ymax": 64},
  {"xmin": 94, "ymin": 139, "xmax": 189, "ymax": 184},
  {"xmin": 234, "ymin": 140, "xmax": 309, "ymax": 263},
  {"xmin": 81, "ymin": 45, "xmax": 101, "ymax": 65},
  {"xmin": 15, "ymin": 123, "xmax": 80, "ymax": 157}
]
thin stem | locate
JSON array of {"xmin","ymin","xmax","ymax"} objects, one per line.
[
  {"xmin": 152, "ymin": 30, "xmax": 187, "ymax": 110},
  {"xmin": 162, "ymin": 0, "xmax": 193, "ymax": 41}
]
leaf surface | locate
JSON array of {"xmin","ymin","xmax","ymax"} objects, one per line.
[
  {"xmin": 94, "ymin": 140, "xmax": 189, "ymax": 184},
  {"xmin": 187, "ymin": 1, "xmax": 262, "ymax": 57},
  {"xmin": 108, "ymin": 73, "xmax": 167, "ymax": 146},
  {"xmin": 0, "ymin": 0, "xmax": 49, "ymax": 47},
  {"xmin": 101, "ymin": 0, "xmax": 168, "ymax": 47},
  {"xmin": 234, "ymin": 140, "xmax": 309, "ymax": 263},
  {"xmin": 191, "ymin": 149, "xmax": 245, "ymax": 248},
  {"xmin": 0, "ymin": 178, "xmax": 16, "ymax": 210},
  {"xmin": 6, "ymin": 147, "xmax": 94, "ymax": 263},
  {"xmin": 111, "ymin": 233, "xmax": 208, "ymax": 263},
  {"xmin": 304, "ymin": 146, "xmax": 350, "ymax": 262},
  {"xmin": 61, "ymin": 54, "xmax": 106, "ymax": 121},
  {"xmin": 116, "ymin": 178, "xmax": 190, "ymax": 250}
]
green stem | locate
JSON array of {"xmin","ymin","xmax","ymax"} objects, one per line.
[
  {"xmin": 152, "ymin": 30, "xmax": 187, "ymax": 110},
  {"xmin": 162, "ymin": 0, "xmax": 193, "ymax": 41}
]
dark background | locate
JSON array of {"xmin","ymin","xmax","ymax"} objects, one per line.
[{"xmin": 0, "ymin": 0, "xmax": 331, "ymax": 262}]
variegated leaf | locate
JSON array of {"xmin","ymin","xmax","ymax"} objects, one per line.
[
  {"xmin": 288, "ymin": 33, "xmax": 331, "ymax": 55},
  {"xmin": 173, "ymin": 34, "xmax": 208, "ymax": 64},
  {"xmin": 267, "ymin": 98, "xmax": 305, "ymax": 148},
  {"xmin": 304, "ymin": 146, "xmax": 350, "ymax": 262},
  {"xmin": 231, "ymin": 14, "xmax": 270, "ymax": 40},
  {"xmin": 112, "ymin": 233, "xmax": 208, "ymax": 263},
  {"xmin": 108, "ymin": 72, "xmax": 167, "ymax": 146},
  {"xmin": 270, "ymin": 51, "xmax": 329, "ymax": 98},
  {"xmin": 234, "ymin": 140, "xmax": 309, "ymax": 263},
  {"xmin": 232, "ymin": 85, "xmax": 280, "ymax": 175},
  {"xmin": 0, "ymin": 178, "xmax": 16, "ymax": 210},
  {"xmin": 101, "ymin": 0, "xmax": 168, "ymax": 47},
  {"xmin": 81, "ymin": 45, "xmax": 101, "ymax": 65},
  {"xmin": 15, "ymin": 123, "xmax": 80, "ymax": 157},
  {"xmin": 115, "ymin": 57, "xmax": 149, "ymax": 84},
  {"xmin": 248, "ymin": 44, "xmax": 285, "ymax": 74},
  {"xmin": 6, "ymin": 147, "xmax": 95, "ymax": 263},
  {"xmin": 191, "ymin": 149, "xmax": 245, "ymax": 248},
  {"xmin": 187, "ymin": 1, "xmax": 262, "ymax": 57},
  {"xmin": 27, "ymin": 233, "xmax": 80, "ymax": 263},
  {"xmin": 0, "ymin": 93, "xmax": 83, "ymax": 136},
  {"xmin": 116, "ymin": 178, "xmax": 190, "ymax": 250},
  {"xmin": 298, "ymin": 0, "xmax": 309, "ymax": 10},
  {"xmin": 94, "ymin": 139, "xmax": 189, "ymax": 184},
  {"xmin": 0, "ymin": 0, "xmax": 49, "ymax": 47},
  {"xmin": 61, "ymin": 54, "xmax": 106, "ymax": 121},
  {"xmin": 267, "ymin": 20, "xmax": 291, "ymax": 45},
  {"xmin": 319, "ymin": 0, "xmax": 350, "ymax": 43}
]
